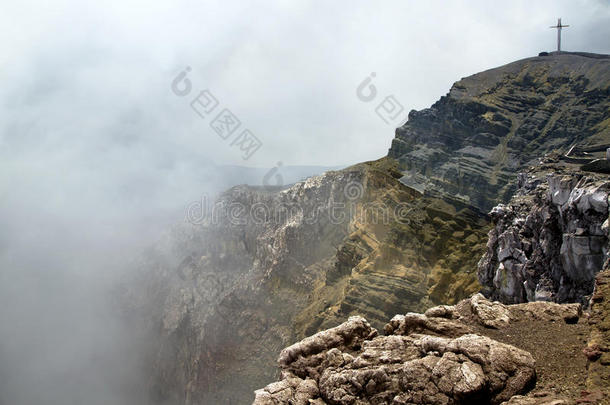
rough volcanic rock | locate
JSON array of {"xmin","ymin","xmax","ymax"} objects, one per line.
[
  {"xmin": 383, "ymin": 312, "xmax": 473, "ymax": 337},
  {"xmin": 256, "ymin": 333, "xmax": 536, "ymax": 405},
  {"xmin": 254, "ymin": 293, "xmax": 590, "ymax": 405},
  {"xmin": 478, "ymin": 162, "xmax": 610, "ymax": 304},
  {"xmin": 318, "ymin": 334, "xmax": 534, "ymax": 405},
  {"xmin": 388, "ymin": 52, "xmax": 610, "ymax": 212},
  {"xmin": 470, "ymin": 293, "xmax": 512, "ymax": 328},
  {"xmin": 277, "ymin": 316, "xmax": 378, "ymax": 380}
]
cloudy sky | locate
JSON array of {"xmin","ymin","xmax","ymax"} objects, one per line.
[
  {"xmin": 2, "ymin": 0, "xmax": 608, "ymax": 255},
  {"xmin": 2, "ymin": 0, "xmax": 609, "ymax": 168},
  {"xmin": 0, "ymin": 1, "xmax": 608, "ymax": 404}
]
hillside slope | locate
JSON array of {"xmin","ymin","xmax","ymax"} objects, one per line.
[{"xmin": 388, "ymin": 52, "xmax": 609, "ymax": 211}]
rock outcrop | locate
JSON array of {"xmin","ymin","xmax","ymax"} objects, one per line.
[
  {"xmin": 388, "ymin": 52, "xmax": 610, "ymax": 212},
  {"xmin": 254, "ymin": 294, "xmax": 589, "ymax": 405},
  {"xmin": 478, "ymin": 161, "xmax": 610, "ymax": 304}
]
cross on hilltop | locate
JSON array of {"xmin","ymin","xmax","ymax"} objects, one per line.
[{"xmin": 550, "ymin": 18, "xmax": 569, "ymax": 52}]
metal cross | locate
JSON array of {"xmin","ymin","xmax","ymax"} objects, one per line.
[{"xmin": 549, "ymin": 18, "xmax": 569, "ymax": 52}]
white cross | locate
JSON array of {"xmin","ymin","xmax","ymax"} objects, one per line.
[{"xmin": 549, "ymin": 18, "xmax": 569, "ymax": 52}]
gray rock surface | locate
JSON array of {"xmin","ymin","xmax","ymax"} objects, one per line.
[{"xmin": 478, "ymin": 162, "xmax": 610, "ymax": 304}]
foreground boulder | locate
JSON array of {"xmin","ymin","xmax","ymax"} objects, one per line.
[
  {"xmin": 252, "ymin": 292, "xmax": 591, "ymax": 404},
  {"xmin": 255, "ymin": 327, "xmax": 535, "ymax": 404}
]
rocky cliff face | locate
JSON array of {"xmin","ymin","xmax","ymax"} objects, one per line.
[
  {"xmin": 388, "ymin": 52, "xmax": 610, "ymax": 211},
  {"xmin": 478, "ymin": 160, "xmax": 610, "ymax": 304},
  {"xmin": 126, "ymin": 159, "xmax": 490, "ymax": 404}
]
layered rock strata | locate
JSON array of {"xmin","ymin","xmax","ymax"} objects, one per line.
[
  {"xmin": 125, "ymin": 159, "xmax": 490, "ymax": 404},
  {"xmin": 388, "ymin": 52, "xmax": 610, "ymax": 211}
]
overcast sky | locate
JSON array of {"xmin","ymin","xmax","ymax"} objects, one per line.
[
  {"xmin": 1, "ymin": 0, "xmax": 608, "ymax": 239},
  {"xmin": 2, "ymin": 0, "xmax": 609, "ymax": 168},
  {"xmin": 0, "ymin": 1, "xmax": 608, "ymax": 404}
]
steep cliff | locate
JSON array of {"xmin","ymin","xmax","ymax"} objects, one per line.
[
  {"xmin": 126, "ymin": 159, "xmax": 489, "ymax": 404},
  {"xmin": 388, "ymin": 52, "xmax": 610, "ymax": 211}
]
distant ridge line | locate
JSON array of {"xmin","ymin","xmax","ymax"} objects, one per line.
[{"xmin": 544, "ymin": 51, "xmax": 610, "ymax": 59}]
